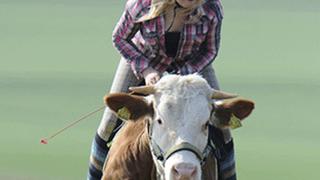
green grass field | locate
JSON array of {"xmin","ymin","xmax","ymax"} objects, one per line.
[{"xmin": 1, "ymin": 0, "xmax": 319, "ymax": 179}]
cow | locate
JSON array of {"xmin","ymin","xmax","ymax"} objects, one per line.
[{"xmin": 102, "ymin": 74, "xmax": 254, "ymax": 180}]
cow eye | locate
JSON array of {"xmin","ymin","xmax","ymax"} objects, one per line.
[
  {"xmin": 202, "ymin": 121, "xmax": 209, "ymax": 132},
  {"xmin": 205, "ymin": 121, "xmax": 209, "ymax": 128},
  {"xmin": 157, "ymin": 119, "xmax": 163, "ymax": 125}
]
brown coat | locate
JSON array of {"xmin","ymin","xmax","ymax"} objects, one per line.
[
  {"xmin": 102, "ymin": 117, "xmax": 218, "ymax": 180},
  {"xmin": 102, "ymin": 119, "xmax": 157, "ymax": 180}
]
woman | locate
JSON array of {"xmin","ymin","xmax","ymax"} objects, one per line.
[{"xmin": 88, "ymin": 0, "xmax": 236, "ymax": 179}]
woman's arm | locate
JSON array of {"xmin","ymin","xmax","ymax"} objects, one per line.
[
  {"xmin": 180, "ymin": 1, "xmax": 223, "ymax": 75},
  {"xmin": 112, "ymin": 0, "xmax": 150, "ymax": 77}
]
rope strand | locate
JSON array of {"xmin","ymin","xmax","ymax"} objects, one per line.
[{"xmin": 40, "ymin": 105, "xmax": 105, "ymax": 144}]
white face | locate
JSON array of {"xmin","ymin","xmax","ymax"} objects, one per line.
[
  {"xmin": 149, "ymin": 77, "xmax": 212, "ymax": 180},
  {"xmin": 175, "ymin": 0, "xmax": 201, "ymax": 9}
]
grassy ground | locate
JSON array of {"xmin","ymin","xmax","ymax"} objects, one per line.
[{"xmin": 0, "ymin": 0, "xmax": 319, "ymax": 179}]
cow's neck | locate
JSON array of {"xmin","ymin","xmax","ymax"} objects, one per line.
[{"xmin": 105, "ymin": 119, "xmax": 157, "ymax": 179}]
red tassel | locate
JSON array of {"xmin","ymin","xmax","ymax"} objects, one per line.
[{"xmin": 40, "ymin": 138, "xmax": 48, "ymax": 144}]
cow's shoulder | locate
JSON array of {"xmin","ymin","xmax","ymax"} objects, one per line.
[{"xmin": 102, "ymin": 119, "xmax": 155, "ymax": 179}]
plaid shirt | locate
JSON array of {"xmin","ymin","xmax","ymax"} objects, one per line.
[{"xmin": 112, "ymin": 0, "xmax": 223, "ymax": 78}]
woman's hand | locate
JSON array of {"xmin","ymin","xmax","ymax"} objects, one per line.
[{"xmin": 142, "ymin": 67, "xmax": 160, "ymax": 85}]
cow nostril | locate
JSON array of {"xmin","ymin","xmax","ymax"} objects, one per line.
[
  {"xmin": 173, "ymin": 166, "xmax": 179, "ymax": 176},
  {"xmin": 173, "ymin": 163, "xmax": 197, "ymax": 178}
]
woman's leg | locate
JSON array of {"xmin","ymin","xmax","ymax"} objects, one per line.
[
  {"xmin": 200, "ymin": 65, "xmax": 237, "ymax": 180},
  {"xmin": 87, "ymin": 58, "xmax": 142, "ymax": 180}
]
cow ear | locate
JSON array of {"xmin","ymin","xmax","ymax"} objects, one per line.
[
  {"xmin": 104, "ymin": 93, "xmax": 153, "ymax": 121},
  {"xmin": 212, "ymin": 98, "xmax": 255, "ymax": 129}
]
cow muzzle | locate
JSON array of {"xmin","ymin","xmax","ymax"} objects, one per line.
[
  {"xmin": 148, "ymin": 123, "xmax": 214, "ymax": 180},
  {"xmin": 165, "ymin": 151, "xmax": 201, "ymax": 180},
  {"xmin": 172, "ymin": 163, "xmax": 197, "ymax": 180}
]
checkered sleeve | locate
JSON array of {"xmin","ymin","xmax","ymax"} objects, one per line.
[
  {"xmin": 112, "ymin": 0, "xmax": 150, "ymax": 77},
  {"xmin": 180, "ymin": 1, "xmax": 223, "ymax": 75}
]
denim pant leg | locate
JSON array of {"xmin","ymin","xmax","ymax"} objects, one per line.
[
  {"xmin": 200, "ymin": 65, "xmax": 236, "ymax": 180},
  {"xmin": 87, "ymin": 58, "xmax": 142, "ymax": 180},
  {"xmin": 97, "ymin": 58, "xmax": 142, "ymax": 141},
  {"xmin": 199, "ymin": 64, "xmax": 220, "ymax": 90}
]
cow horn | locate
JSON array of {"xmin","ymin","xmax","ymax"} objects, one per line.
[
  {"xmin": 211, "ymin": 90, "xmax": 238, "ymax": 99},
  {"xmin": 129, "ymin": 85, "xmax": 156, "ymax": 95}
]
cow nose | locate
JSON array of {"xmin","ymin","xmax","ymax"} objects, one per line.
[{"xmin": 172, "ymin": 163, "xmax": 197, "ymax": 179}]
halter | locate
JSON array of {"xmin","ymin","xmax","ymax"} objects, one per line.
[{"xmin": 146, "ymin": 114, "xmax": 217, "ymax": 177}]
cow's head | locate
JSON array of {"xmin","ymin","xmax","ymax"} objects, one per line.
[{"xmin": 105, "ymin": 74, "xmax": 254, "ymax": 180}]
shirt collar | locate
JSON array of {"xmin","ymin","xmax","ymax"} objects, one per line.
[{"xmin": 186, "ymin": 2, "xmax": 215, "ymax": 23}]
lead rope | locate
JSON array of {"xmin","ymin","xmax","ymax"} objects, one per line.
[{"xmin": 40, "ymin": 105, "xmax": 105, "ymax": 144}]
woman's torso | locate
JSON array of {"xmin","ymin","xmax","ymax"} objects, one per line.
[{"xmin": 126, "ymin": 0, "xmax": 223, "ymax": 73}]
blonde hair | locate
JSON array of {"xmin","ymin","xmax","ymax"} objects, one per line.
[{"xmin": 137, "ymin": 0, "xmax": 204, "ymax": 22}]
